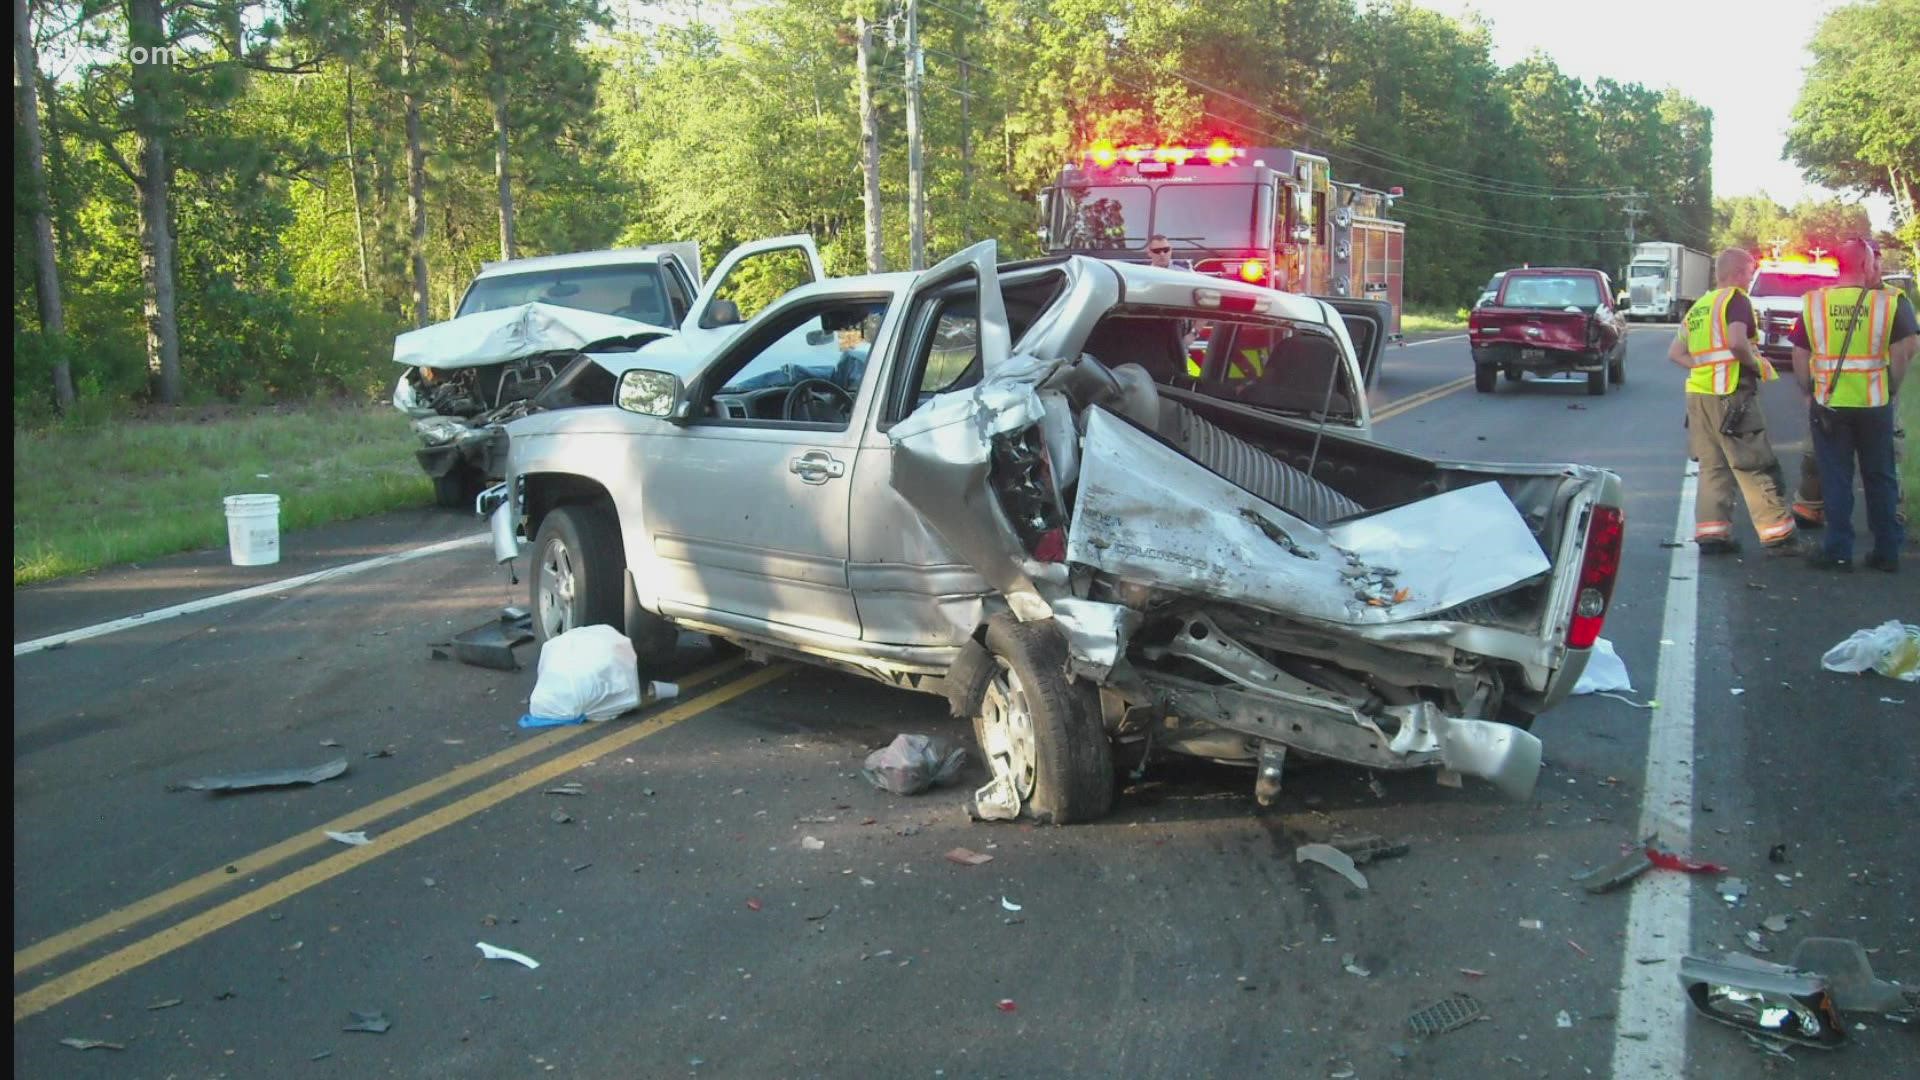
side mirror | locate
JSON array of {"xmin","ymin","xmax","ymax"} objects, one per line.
[
  {"xmin": 708, "ymin": 298, "xmax": 743, "ymax": 326},
  {"xmin": 616, "ymin": 369, "xmax": 684, "ymax": 418}
]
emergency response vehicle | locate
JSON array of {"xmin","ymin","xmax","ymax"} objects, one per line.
[
  {"xmin": 1748, "ymin": 253, "xmax": 1841, "ymax": 369},
  {"xmin": 1040, "ymin": 140, "xmax": 1407, "ymax": 337}
]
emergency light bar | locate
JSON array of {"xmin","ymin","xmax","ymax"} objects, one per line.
[
  {"xmin": 1759, "ymin": 254, "xmax": 1839, "ymax": 275},
  {"xmin": 1085, "ymin": 138, "xmax": 1246, "ymax": 169}
]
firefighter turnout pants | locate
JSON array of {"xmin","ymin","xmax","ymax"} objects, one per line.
[{"xmin": 1687, "ymin": 390, "xmax": 1797, "ymax": 545}]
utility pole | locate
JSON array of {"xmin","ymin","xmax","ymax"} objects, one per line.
[
  {"xmin": 958, "ymin": 16, "xmax": 971, "ymax": 244},
  {"xmin": 856, "ymin": 15, "xmax": 884, "ymax": 273},
  {"xmin": 905, "ymin": 0, "xmax": 926, "ymax": 270},
  {"xmin": 1621, "ymin": 193, "xmax": 1646, "ymax": 249}
]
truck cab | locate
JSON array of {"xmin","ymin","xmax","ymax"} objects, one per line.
[{"xmin": 1040, "ymin": 141, "xmax": 1405, "ymax": 336}]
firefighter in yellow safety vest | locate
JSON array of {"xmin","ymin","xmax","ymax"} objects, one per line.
[
  {"xmin": 1788, "ymin": 236, "xmax": 1917, "ymax": 572},
  {"xmin": 1665, "ymin": 247, "xmax": 1806, "ymax": 556}
]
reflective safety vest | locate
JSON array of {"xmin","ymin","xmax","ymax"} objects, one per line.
[
  {"xmin": 1185, "ymin": 347, "xmax": 1267, "ymax": 381},
  {"xmin": 1802, "ymin": 286, "xmax": 1896, "ymax": 408},
  {"xmin": 1683, "ymin": 287, "xmax": 1777, "ymax": 395}
]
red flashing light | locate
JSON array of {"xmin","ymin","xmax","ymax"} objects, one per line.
[
  {"xmin": 1155, "ymin": 145, "xmax": 1195, "ymax": 165},
  {"xmin": 1089, "ymin": 139, "xmax": 1117, "ymax": 169},
  {"xmin": 1122, "ymin": 145, "xmax": 1151, "ymax": 164},
  {"xmin": 1206, "ymin": 138, "xmax": 1237, "ymax": 166},
  {"xmin": 1566, "ymin": 505, "xmax": 1624, "ymax": 650},
  {"xmin": 1239, "ymin": 258, "xmax": 1268, "ymax": 283}
]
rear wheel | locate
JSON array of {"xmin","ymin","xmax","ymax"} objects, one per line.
[
  {"xmin": 1474, "ymin": 365, "xmax": 1497, "ymax": 393},
  {"xmin": 973, "ymin": 617, "xmax": 1114, "ymax": 824},
  {"xmin": 1609, "ymin": 349, "xmax": 1626, "ymax": 385},
  {"xmin": 1587, "ymin": 368, "xmax": 1607, "ymax": 396},
  {"xmin": 530, "ymin": 504, "xmax": 624, "ymax": 642}
]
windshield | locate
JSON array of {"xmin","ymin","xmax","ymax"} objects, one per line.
[
  {"xmin": 1750, "ymin": 272, "xmax": 1835, "ymax": 299},
  {"xmin": 1052, "ymin": 185, "xmax": 1153, "ymax": 249},
  {"xmin": 458, "ymin": 264, "xmax": 670, "ymax": 324},
  {"xmin": 1151, "ymin": 184, "xmax": 1260, "ymax": 250},
  {"xmin": 1628, "ymin": 264, "xmax": 1665, "ymax": 280},
  {"xmin": 1499, "ymin": 274, "xmax": 1602, "ymax": 309}
]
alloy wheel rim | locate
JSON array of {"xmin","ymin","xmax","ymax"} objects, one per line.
[
  {"xmin": 539, "ymin": 538, "xmax": 575, "ymax": 638},
  {"xmin": 979, "ymin": 661, "xmax": 1037, "ymax": 800}
]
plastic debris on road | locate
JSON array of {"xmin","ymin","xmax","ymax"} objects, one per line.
[
  {"xmin": 521, "ymin": 624, "xmax": 643, "ymax": 727},
  {"xmin": 324, "ymin": 830, "xmax": 372, "ymax": 846},
  {"xmin": 342, "ymin": 1010, "xmax": 391, "ymax": 1034},
  {"xmin": 1556, "ymin": 1010, "xmax": 1573, "ymax": 1028},
  {"xmin": 1406, "ymin": 993, "xmax": 1485, "ymax": 1038},
  {"xmin": 1296, "ymin": 843, "xmax": 1369, "ymax": 890},
  {"xmin": 1718, "ymin": 877, "xmax": 1749, "ymax": 905},
  {"xmin": 1821, "ymin": 620, "xmax": 1920, "ymax": 682},
  {"xmin": 448, "ymin": 608, "xmax": 535, "ymax": 670},
  {"xmin": 1646, "ymin": 845, "xmax": 1728, "ymax": 875},
  {"xmin": 1000, "ymin": 896, "xmax": 1022, "ymax": 912},
  {"xmin": 475, "ymin": 942, "xmax": 540, "ymax": 969},
  {"xmin": 996, "ymin": 999, "xmax": 1017, "ymax": 1013},
  {"xmin": 1572, "ymin": 839, "xmax": 1656, "ymax": 894},
  {"xmin": 59, "ymin": 1038, "xmax": 125, "ymax": 1051},
  {"xmin": 945, "ymin": 847, "xmax": 994, "ymax": 866},
  {"xmin": 801, "ymin": 836, "xmax": 825, "ymax": 851},
  {"xmin": 175, "ymin": 758, "xmax": 349, "ymax": 793},
  {"xmin": 861, "ymin": 734, "xmax": 967, "ymax": 796},
  {"xmin": 1572, "ymin": 637, "xmax": 1633, "ymax": 695}
]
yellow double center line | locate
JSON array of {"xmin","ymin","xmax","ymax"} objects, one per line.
[
  {"xmin": 14, "ymin": 660, "xmax": 788, "ymax": 1022},
  {"xmin": 1372, "ymin": 374, "xmax": 1475, "ymax": 423}
]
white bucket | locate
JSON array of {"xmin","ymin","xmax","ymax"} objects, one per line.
[{"xmin": 223, "ymin": 494, "xmax": 282, "ymax": 566}]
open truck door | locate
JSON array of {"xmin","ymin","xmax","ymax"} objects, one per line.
[{"xmin": 1314, "ymin": 296, "xmax": 1391, "ymax": 389}]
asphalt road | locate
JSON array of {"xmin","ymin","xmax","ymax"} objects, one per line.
[{"xmin": 14, "ymin": 324, "xmax": 1917, "ymax": 1078}]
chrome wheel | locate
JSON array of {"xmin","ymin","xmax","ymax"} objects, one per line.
[
  {"xmin": 538, "ymin": 537, "xmax": 577, "ymax": 638},
  {"xmin": 977, "ymin": 659, "xmax": 1038, "ymax": 802}
]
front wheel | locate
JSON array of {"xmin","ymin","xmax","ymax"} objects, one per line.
[
  {"xmin": 1474, "ymin": 365, "xmax": 1497, "ymax": 393},
  {"xmin": 530, "ymin": 504, "xmax": 624, "ymax": 642},
  {"xmin": 432, "ymin": 465, "xmax": 483, "ymax": 510},
  {"xmin": 973, "ymin": 617, "xmax": 1114, "ymax": 824},
  {"xmin": 1609, "ymin": 351, "xmax": 1626, "ymax": 385}
]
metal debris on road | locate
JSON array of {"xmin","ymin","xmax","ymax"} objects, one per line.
[
  {"xmin": 1330, "ymin": 832, "xmax": 1410, "ymax": 865},
  {"xmin": 1406, "ymin": 993, "xmax": 1485, "ymax": 1038},
  {"xmin": 945, "ymin": 847, "xmax": 994, "ymax": 866},
  {"xmin": 475, "ymin": 942, "xmax": 540, "ymax": 969},
  {"xmin": 175, "ymin": 757, "xmax": 349, "ymax": 793},
  {"xmin": 342, "ymin": 1010, "xmax": 391, "ymax": 1034},
  {"xmin": 1296, "ymin": 843, "xmax": 1369, "ymax": 890},
  {"xmin": 365, "ymin": 746, "xmax": 396, "ymax": 759},
  {"xmin": 861, "ymin": 734, "xmax": 967, "ymax": 796},
  {"xmin": 1568, "ymin": 939, "xmax": 1591, "ymax": 959},
  {"xmin": 1459, "ymin": 968, "xmax": 1486, "ymax": 979},
  {"xmin": 1572, "ymin": 840, "xmax": 1656, "ymax": 893},
  {"xmin": 59, "ymin": 1038, "xmax": 125, "ymax": 1051},
  {"xmin": 1342, "ymin": 953, "xmax": 1371, "ymax": 977},
  {"xmin": 325, "ymin": 830, "xmax": 372, "ymax": 846},
  {"xmin": 549, "ymin": 808, "xmax": 573, "ymax": 824},
  {"xmin": 145, "ymin": 997, "xmax": 183, "ymax": 1011},
  {"xmin": 545, "ymin": 783, "xmax": 587, "ymax": 796},
  {"xmin": 1678, "ymin": 954, "xmax": 1846, "ymax": 1048},
  {"xmin": 448, "ymin": 608, "xmax": 536, "ymax": 670}
]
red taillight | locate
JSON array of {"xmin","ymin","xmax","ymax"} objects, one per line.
[
  {"xmin": 1239, "ymin": 258, "xmax": 1267, "ymax": 283},
  {"xmin": 1567, "ymin": 505, "xmax": 1624, "ymax": 649},
  {"xmin": 1032, "ymin": 527, "xmax": 1066, "ymax": 563}
]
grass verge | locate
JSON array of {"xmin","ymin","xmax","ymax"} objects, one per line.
[
  {"xmin": 1402, "ymin": 304, "xmax": 1469, "ymax": 333},
  {"xmin": 1902, "ymin": 384, "xmax": 1918, "ymax": 533},
  {"xmin": 13, "ymin": 404, "xmax": 431, "ymax": 586}
]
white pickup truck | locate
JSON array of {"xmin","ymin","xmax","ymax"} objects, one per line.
[{"xmin": 494, "ymin": 240, "xmax": 1626, "ymax": 823}]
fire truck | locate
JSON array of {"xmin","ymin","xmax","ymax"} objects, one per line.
[
  {"xmin": 1747, "ymin": 252, "xmax": 1840, "ymax": 367},
  {"xmin": 1040, "ymin": 139, "xmax": 1408, "ymax": 336}
]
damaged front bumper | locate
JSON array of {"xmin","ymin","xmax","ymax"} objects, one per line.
[{"xmin": 412, "ymin": 417, "xmax": 510, "ymax": 480}]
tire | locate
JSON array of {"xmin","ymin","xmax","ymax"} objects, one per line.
[
  {"xmin": 432, "ymin": 465, "xmax": 482, "ymax": 510},
  {"xmin": 973, "ymin": 616, "xmax": 1114, "ymax": 824},
  {"xmin": 530, "ymin": 503, "xmax": 625, "ymax": 643},
  {"xmin": 1608, "ymin": 349, "xmax": 1625, "ymax": 385},
  {"xmin": 1587, "ymin": 368, "xmax": 1607, "ymax": 396},
  {"xmin": 1474, "ymin": 365, "xmax": 1497, "ymax": 393}
]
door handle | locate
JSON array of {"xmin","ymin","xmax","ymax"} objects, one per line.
[{"xmin": 789, "ymin": 450, "xmax": 846, "ymax": 484}]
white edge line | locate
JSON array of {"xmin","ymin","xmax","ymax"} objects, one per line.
[
  {"xmin": 1610, "ymin": 460, "xmax": 1700, "ymax": 1079},
  {"xmin": 14, "ymin": 534, "xmax": 490, "ymax": 657},
  {"xmin": 1396, "ymin": 333, "xmax": 1468, "ymax": 347}
]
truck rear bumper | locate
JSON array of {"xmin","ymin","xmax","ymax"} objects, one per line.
[{"xmin": 1472, "ymin": 344, "xmax": 1603, "ymax": 372}]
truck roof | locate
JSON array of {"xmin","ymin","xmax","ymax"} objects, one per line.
[{"xmin": 473, "ymin": 247, "xmax": 686, "ymax": 279}]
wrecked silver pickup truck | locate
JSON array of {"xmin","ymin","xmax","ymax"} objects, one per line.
[{"xmin": 495, "ymin": 241, "xmax": 1625, "ymax": 822}]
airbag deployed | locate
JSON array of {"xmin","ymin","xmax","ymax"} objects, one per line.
[{"xmin": 1065, "ymin": 408, "xmax": 1549, "ymax": 623}]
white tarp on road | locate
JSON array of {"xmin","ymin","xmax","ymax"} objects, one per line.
[
  {"xmin": 1065, "ymin": 407, "xmax": 1549, "ymax": 624},
  {"xmin": 392, "ymin": 302, "xmax": 667, "ymax": 370}
]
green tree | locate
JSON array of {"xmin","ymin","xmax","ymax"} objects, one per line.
[{"xmin": 1785, "ymin": 0, "xmax": 1919, "ymax": 259}]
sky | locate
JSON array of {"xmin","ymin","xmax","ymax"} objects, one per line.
[{"xmin": 1413, "ymin": 0, "xmax": 1892, "ymax": 229}]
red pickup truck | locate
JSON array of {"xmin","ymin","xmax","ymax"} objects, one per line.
[{"xmin": 1468, "ymin": 267, "xmax": 1628, "ymax": 396}]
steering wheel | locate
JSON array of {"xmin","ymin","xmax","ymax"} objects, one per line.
[{"xmin": 782, "ymin": 378, "xmax": 855, "ymax": 423}]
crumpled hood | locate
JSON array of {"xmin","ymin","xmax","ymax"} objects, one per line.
[{"xmin": 392, "ymin": 302, "xmax": 669, "ymax": 370}]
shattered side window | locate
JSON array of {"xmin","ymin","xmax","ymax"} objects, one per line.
[{"xmin": 920, "ymin": 300, "xmax": 980, "ymax": 397}]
